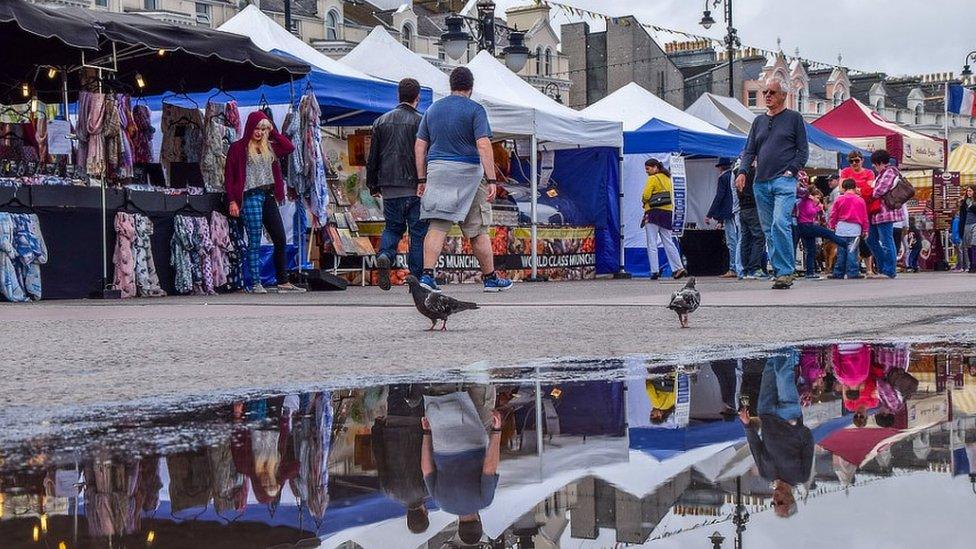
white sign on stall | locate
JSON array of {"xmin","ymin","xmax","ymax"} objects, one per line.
[{"xmin": 669, "ymin": 154, "xmax": 687, "ymax": 236}]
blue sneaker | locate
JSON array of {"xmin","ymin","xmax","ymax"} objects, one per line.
[
  {"xmin": 483, "ymin": 276, "xmax": 513, "ymax": 292},
  {"xmin": 419, "ymin": 274, "xmax": 441, "ymax": 292}
]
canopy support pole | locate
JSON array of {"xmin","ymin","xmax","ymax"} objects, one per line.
[
  {"xmin": 613, "ymin": 149, "xmax": 631, "ymax": 279},
  {"xmin": 529, "ymin": 135, "xmax": 539, "ymax": 280}
]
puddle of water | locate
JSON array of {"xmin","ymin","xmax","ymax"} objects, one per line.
[{"xmin": 2, "ymin": 342, "xmax": 975, "ymax": 548}]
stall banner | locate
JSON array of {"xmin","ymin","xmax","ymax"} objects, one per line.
[
  {"xmin": 669, "ymin": 154, "xmax": 687, "ymax": 236},
  {"xmin": 347, "ymin": 224, "xmax": 596, "ymax": 286},
  {"xmin": 934, "ymin": 171, "xmax": 961, "ymax": 230},
  {"xmin": 674, "ymin": 371, "xmax": 691, "ymax": 428}
]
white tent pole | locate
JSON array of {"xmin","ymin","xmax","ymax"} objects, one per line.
[
  {"xmin": 530, "ymin": 135, "xmax": 539, "ymax": 280},
  {"xmin": 614, "ymin": 149, "xmax": 631, "ymax": 279}
]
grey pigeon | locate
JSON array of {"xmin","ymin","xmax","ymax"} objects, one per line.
[
  {"xmin": 668, "ymin": 277, "xmax": 700, "ymax": 328},
  {"xmin": 405, "ymin": 275, "xmax": 479, "ymax": 331}
]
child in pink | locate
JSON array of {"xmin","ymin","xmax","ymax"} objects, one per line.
[{"xmin": 828, "ymin": 179, "xmax": 870, "ymax": 279}]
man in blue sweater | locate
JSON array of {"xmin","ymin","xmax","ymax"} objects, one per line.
[
  {"xmin": 706, "ymin": 158, "xmax": 740, "ymax": 278},
  {"xmin": 736, "ymin": 77, "xmax": 809, "ymax": 289}
]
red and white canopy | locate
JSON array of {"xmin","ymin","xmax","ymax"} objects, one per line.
[{"xmin": 812, "ymin": 98, "xmax": 945, "ymax": 169}]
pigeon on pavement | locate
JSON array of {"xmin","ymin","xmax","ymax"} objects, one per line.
[
  {"xmin": 405, "ymin": 275, "xmax": 479, "ymax": 331},
  {"xmin": 668, "ymin": 277, "xmax": 700, "ymax": 328}
]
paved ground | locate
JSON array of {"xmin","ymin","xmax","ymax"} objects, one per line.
[{"xmin": 1, "ymin": 272, "xmax": 974, "ymax": 417}]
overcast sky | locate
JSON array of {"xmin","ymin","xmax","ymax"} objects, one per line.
[{"xmin": 432, "ymin": 0, "xmax": 976, "ymax": 77}]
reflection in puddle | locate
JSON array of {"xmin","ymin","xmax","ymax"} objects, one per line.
[{"xmin": 2, "ymin": 342, "xmax": 975, "ymax": 548}]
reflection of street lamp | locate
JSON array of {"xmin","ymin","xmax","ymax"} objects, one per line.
[
  {"xmin": 700, "ymin": 0, "xmax": 740, "ymax": 97},
  {"xmin": 961, "ymin": 51, "xmax": 976, "ymax": 77},
  {"xmin": 709, "ymin": 531, "xmax": 726, "ymax": 548},
  {"xmin": 440, "ymin": 1, "xmax": 531, "ymax": 72},
  {"xmin": 542, "ymin": 82, "xmax": 562, "ymax": 104},
  {"xmin": 733, "ymin": 476, "xmax": 750, "ymax": 548}
]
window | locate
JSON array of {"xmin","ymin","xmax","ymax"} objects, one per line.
[
  {"xmin": 875, "ymin": 98, "xmax": 884, "ymax": 110},
  {"xmin": 544, "ymin": 48, "xmax": 552, "ymax": 77},
  {"xmin": 797, "ymin": 89, "xmax": 805, "ymax": 113},
  {"xmin": 657, "ymin": 70, "xmax": 665, "ymax": 99},
  {"xmin": 535, "ymin": 47, "xmax": 543, "ymax": 75},
  {"xmin": 747, "ymin": 90, "xmax": 758, "ymax": 107},
  {"xmin": 816, "ymin": 102, "xmax": 824, "ymax": 114},
  {"xmin": 195, "ymin": 3, "xmax": 211, "ymax": 26},
  {"xmin": 401, "ymin": 23, "xmax": 413, "ymax": 49},
  {"xmin": 832, "ymin": 90, "xmax": 844, "ymax": 107},
  {"xmin": 143, "ymin": 0, "xmax": 157, "ymax": 10},
  {"xmin": 94, "ymin": 0, "xmax": 108, "ymax": 7},
  {"xmin": 914, "ymin": 104, "xmax": 923, "ymax": 125},
  {"xmin": 325, "ymin": 10, "xmax": 340, "ymax": 41},
  {"xmin": 438, "ymin": 44, "xmax": 445, "ymax": 61}
]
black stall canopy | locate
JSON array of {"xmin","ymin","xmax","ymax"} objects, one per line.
[{"xmin": 0, "ymin": 0, "xmax": 310, "ymax": 102}]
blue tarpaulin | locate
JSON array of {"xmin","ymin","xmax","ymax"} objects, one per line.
[
  {"xmin": 805, "ymin": 122, "xmax": 873, "ymax": 169},
  {"xmin": 624, "ymin": 119, "xmax": 746, "ymax": 157}
]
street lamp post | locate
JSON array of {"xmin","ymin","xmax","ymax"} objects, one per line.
[
  {"xmin": 440, "ymin": 0, "xmax": 530, "ymax": 72},
  {"xmin": 962, "ymin": 51, "xmax": 976, "ymax": 77},
  {"xmin": 700, "ymin": 0, "xmax": 740, "ymax": 98}
]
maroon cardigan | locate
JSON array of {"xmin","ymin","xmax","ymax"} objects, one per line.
[{"xmin": 224, "ymin": 110, "xmax": 295, "ymax": 207}]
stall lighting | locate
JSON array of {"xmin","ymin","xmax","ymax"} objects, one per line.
[
  {"xmin": 47, "ymin": 67, "xmax": 57, "ymax": 79},
  {"xmin": 21, "ymin": 83, "xmax": 30, "ymax": 98},
  {"xmin": 146, "ymin": 530, "xmax": 156, "ymax": 544},
  {"xmin": 135, "ymin": 73, "xmax": 146, "ymax": 89},
  {"xmin": 40, "ymin": 514, "xmax": 48, "ymax": 533},
  {"xmin": 31, "ymin": 99, "xmax": 39, "ymax": 114},
  {"xmin": 32, "ymin": 525, "xmax": 40, "ymax": 542},
  {"xmin": 157, "ymin": 49, "xmax": 166, "ymax": 56},
  {"xmin": 58, "ymin": 543, "xmax": 67, "ymax": 549}
]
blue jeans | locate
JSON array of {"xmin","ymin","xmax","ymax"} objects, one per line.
[
  {"xmin": 380, "ymin": 195, "xmax": 428, "ymax": 278},
  {"xmin": 908, "ymin": 247, "xmax": 921, "ymax": 270},
  {"xmin": 758, "ymin": 350, "xmax": 802, "ymax": 422},
  {"xmin": 795, "ymin": 223, "xmax": 844, "ymax": 276},
  {"xmin": 724, "ymin": 215, "xmax": 742, "ymax": 275},
  {"xmin": 832, "ymin": 236, "xmax": 861, "ymax": 278},
  {"xmin": 867, "ymin": 222, "xmax": 896, "ymax": 278},
  {"xmin": 753, "ymin": 176, "xmax": 798, "ymax": 278}
]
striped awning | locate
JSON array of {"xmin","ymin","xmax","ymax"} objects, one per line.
[{"xmin": 948, "ymin": 144, "xmax": 976, "ymax": 186}]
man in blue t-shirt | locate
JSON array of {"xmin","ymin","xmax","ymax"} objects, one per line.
[{"xmin": 414, "ymin": 67, "xmax": 514, "ymax": 293}]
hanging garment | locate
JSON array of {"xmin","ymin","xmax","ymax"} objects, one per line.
[
  {"xmin": 103, "ymin": 95, "xmax": 124, "ymax": 183},
  {"xmin": 301, "ymin": 92, "xmax": 330, "ymax": 223},
  {"xmin": 225, "ymin": 100, "xmax": 242, "ymax": 137},
  {"xmin": 0, "ymin": 121, "xmax": 39, "ymax": 163},
  {"xmin": 0, "ymin": 213, "xmax": 26, "ymax": 302},
  {"xmin": 225, "ymin": 216, "xmax": 247, "ymax": 291},
  {"xmin": 75, "ymin": 91, "xmax": 92, "ymax": 168},
  {"xmin": 201, "ymin": 102, "xmax": 235, "ymax": 192},
  {"xmin": 171, "ymin": 215, "xmax": 196, "ymax": 294},
  {"xmin": 130, "ymin": 104, "xmax": 155, "ymax": 164},
  {"xmin": 112, "ymin": 212, "xmax": 137, "ymax": 298},
  {"xmin": 16, "ymin": 214, "xmax": 47, "ymax": 300},
  {"xmin": 193, "ymin": 216, "xmax": 216, "ymax": 295},
  {"xmin": 133, "ymin": 214, "xmax": 165, "ymax": 297},
  {"xmin": 114, "ymin": 94, "xmax": 135, "ymax": 181},
  {"xmin": 282, "ymin": 111, "xmax": 306, "ymax": 197},
  {"xmin": 160, "ymin": 103, "xmax": 204, "ymax": 185},
  {"xmin": 166, "ymin": 452, "xmax": 213, "ymax": 513},
  {"xmin": 86, "ymin": 93, "xmax": 107, "ymax": 178},
  {"xmin": 210, "ymin": 211, "xmax": 233, "ymax": 288}
]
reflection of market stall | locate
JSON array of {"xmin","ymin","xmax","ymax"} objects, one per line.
[{"xmin": 0, "ymin": 0, "xmax": 310, "ymax": 300}]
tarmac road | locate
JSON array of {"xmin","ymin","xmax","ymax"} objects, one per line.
[{"xmin": 0, "ymin": 272, "xmax": 973, "ymax": 418}]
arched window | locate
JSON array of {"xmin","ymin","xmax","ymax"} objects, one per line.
[
  {"xmin": 796, "ymin": 89, "xmax": 805, "ymax": 113},
  {"xmin": 544, "ymin": 47, "xmax": 552, "ymax": 76},
  {"xmin": 401, "ymin": 22, "xmax": 413, "ymax": 49},
  {"xmin": 914, "ymin": 104, "xmax": 923, "ymax": 125},
  {"xmin": 535, "ymin": 47, "xmax": 543, "ymax": 74},
  {"xmin": 833, "ymin": 90, "xmax": 844, "ymax": 107},
  {"xmin": 325, "ymin": 10, "xmax": 339, "ymax": 41},
  {"xmin": 875, "ymin": 98, "xmax": 884, "ymax": 110}
]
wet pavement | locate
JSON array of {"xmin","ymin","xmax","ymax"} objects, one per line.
[{"xmin": 1, "ymin": 341, "xmax": 975, "ymax": 548}]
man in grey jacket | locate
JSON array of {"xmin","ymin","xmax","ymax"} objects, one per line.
[{"xmin": 367, "ymin": 78, "xmax": 427, "ymax": 290}]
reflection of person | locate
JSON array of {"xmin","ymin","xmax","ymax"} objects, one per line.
[
  {"xmin": 740, "ymin": 350, "xmax": 812, "ymax": 518},
  {"xmin": 421, "ymin": 388, "xmax": 502, "ymax": 546},
  {"xmin": 224, "ymin": 111, "xmax": 304, "ymax": 293},
  {"xmin": 367, "ymin": 78, "xmax": 428, "ymax": 286},
  {"xmin": 372, "ymin": 385, "xmax": 429, "ymax": 533},
  {"xmin": 641, "ymin": 158, "xmax": 686, "ymax": 280},
  {"xmin": 832, "ymin": 343, "xmax": 877, "ymax": 422},
  {"xmin": 645, "ymin": 374, "xmax": 677, "ymax": 424}
]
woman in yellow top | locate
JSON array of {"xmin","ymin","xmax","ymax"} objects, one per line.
[{"xmin": 641, "ymin": 158, "xmax": 686, "ymax": 280}]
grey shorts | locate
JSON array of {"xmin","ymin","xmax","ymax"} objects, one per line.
[{"xmin": 428, "ymin": 183, "xmax": 492, "ymax": 238}]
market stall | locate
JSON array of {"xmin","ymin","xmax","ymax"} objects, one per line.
[
  {"xmin": 337, "ymin": 34, "xmax": 623, "ymax": 284},
  {"xmin": 0, "ymin": 0, "xmax": 310, "ymax": 301},
  {"xmin": 583, "ymin": 83, "xmax": 746, "ymax": 276}
]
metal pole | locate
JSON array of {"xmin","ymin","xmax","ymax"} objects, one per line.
[
  {"xmin": 726, "ymin": 0, "xmax": 735, "ymax": 98},
  {"xmin": 61, "ymin": 69, "xmax": 72, "ymax": 168},
  {"xmin": 535, "ymin": 379, "xmax": 544, "ymax": 458},
  {"xmin": 98, "ymin": 68, "xmax": 108, "ymax": 291},
  {"xmin": 613, "ymin": 151, "xmax": 631, "ymax": 278},
  {"xmin": 284, "ymin": 0, "xmax": 292, "ymax": 34},
  {"xmin": 530, "ymin": 135, "xmax": 539, "ymax": 280}
]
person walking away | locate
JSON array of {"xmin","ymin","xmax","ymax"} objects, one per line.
[
  {"xmin": 892, "ymin": 204, "xmax": 910, "ymax": 271},
  {"xmin": 737, "ymin": 163, "xmax": 767, "ymax": 279},
  {"xmin": 224, "ymin": 111, "xmax": 305, "ymax": 294},
  {"xmin": 739, "ymin": 349, "xmax": 812, "ymax": 518},
  {"xmin": 906, "ymin": 218, "xmax": 923, "ymax": 272},
  {"xmin": 641, "ymin": 158, "xmax": 687, "ymax": 280},
  {"xmin": 706, "ymin": 158, "xmax": 741, "ymax": 278},
  {"xmin": 828, "ymin": 179, "xmax": 869, "ymax": 279},
  {"xmin": 959, "ymin": 186, "xmax": 976, "ymax": 273},
  {"xmin": 414, "ymin": 67, "xmax": 513, "ymax": 292},
  {"xmin": 794, "ymin": 185, "xmax": 845, "ymax": 278},
  {"xmin": 950, "ymin": 211, "xmax": 966, "ymax": 271},
  {"xmin": 736, "ymin": 78, "xmax": 809, "ymax": 289},
  {"xmin": 367, "ymin": 79, "xmax": 428, "ymax": 290},
  {"xmin": 866, "ymin": 150, "xmax": 906, "ymax": 279}
]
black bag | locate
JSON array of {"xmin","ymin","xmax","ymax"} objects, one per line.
[
  {"xmin": 885, "ymin": 368, "xmax": 919, "ymax": 400},
  {"xmin": 882, "ymin": 175, "xmax": 916, "ymax": 210},
  {"xmin": 646, "ymin": 191, "xmax": 672, "ymax": 208}
]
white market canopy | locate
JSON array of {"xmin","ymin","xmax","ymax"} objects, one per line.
[
  {"xmin": 340, "ymin": 26, "xmax": 450, "ymax": 96},
  {"xmin": 584, "ymin": 82, "xmax": 733, "ymax": 135},
  {"xmin": 465, "ymin": 50, "xmax": 623, "ymax": 149},
  {"xmin": 685, "ymin": 91, "xmax": 757, "ymax": 134}
]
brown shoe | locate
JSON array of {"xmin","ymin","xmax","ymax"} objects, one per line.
[
  {"xmin": 720, "ymin": 271, "xmax": 737, "ymax": 279},
  {"xmin": 672, "ymin": 269, "xmax": 687, "ymax": 280}
]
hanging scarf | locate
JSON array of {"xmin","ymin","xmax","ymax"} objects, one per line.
[
  {"xmin": 131, "ymin": 104, "xmax": 155, "ymax": 164},
  {"xmin": 102, "ymin": 95, "xmax": 122, "ymax": 182},
  {"xmin": 75, "ymin": 91, "xmax": 91, "ymax": 168},
  {"xmin": 112, "ymin": 212, "xmax": 137, "ymax": 298},
  {"xmin": 133, "ymin": 214, "xmax": 165, "ymax": 297},
  {"xmin": 116, "ymin": 94, "xmax": 135, "ymax": 179},
  {"xmin": 225, "ymin": 100, "xmax": 241, "ymax": 137},
  {"xmin": 85, "ymin": 93, "xmax": 107, "ymax": 177}
]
